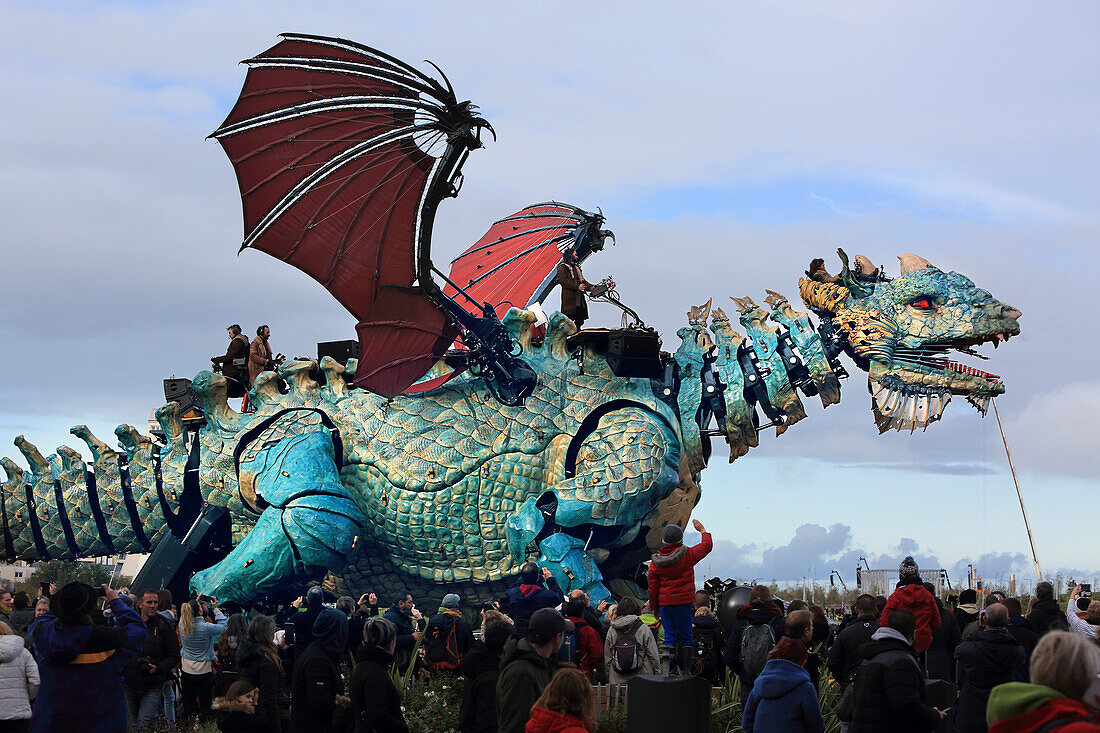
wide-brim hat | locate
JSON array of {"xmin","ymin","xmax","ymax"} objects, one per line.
[{"xmin": 50, "ymin": 582, "xmax": 97, "ymax": 623}]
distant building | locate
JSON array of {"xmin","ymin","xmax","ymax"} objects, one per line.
[{"xmin": 0, "ymin": 561, "xmax": 35, "ymax": 585}]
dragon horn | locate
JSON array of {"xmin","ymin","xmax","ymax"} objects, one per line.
[{"xmin": 898, "ymin": 253, "xmax": 933, "ymax": 274}]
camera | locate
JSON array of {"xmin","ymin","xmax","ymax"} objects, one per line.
[
  {"xmin": 95, "ymin": 586, "xmax": 107, "ymax": 597},
  {"xmin": 1081, "ymin": 583, "xmax": 1092, "ymax": 598}
]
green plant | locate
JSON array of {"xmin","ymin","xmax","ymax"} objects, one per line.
[{"xmin": 400, "ymin": 674, "xmax": 464, "ymax": 733}]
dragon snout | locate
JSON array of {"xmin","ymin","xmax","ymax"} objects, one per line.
[{"xmin": 998, "ymin": 303, "xmax": 1022, "ymax": 321}]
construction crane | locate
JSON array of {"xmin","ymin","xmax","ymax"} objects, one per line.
[{"xmin": 830, "ymin": 570, "xmax": 849, "ymax": 592}]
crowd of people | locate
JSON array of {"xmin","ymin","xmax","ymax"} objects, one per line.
[{"xmin": 0, "ymin": 536, "xmax": 1096, "ymax": 732}]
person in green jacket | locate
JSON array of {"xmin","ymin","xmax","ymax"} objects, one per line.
[{"xmin": 495, "ymin": 608, "xmax": 564, "ymax": 733}]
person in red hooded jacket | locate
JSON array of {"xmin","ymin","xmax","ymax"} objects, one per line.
[
  {"xmin": 879, "ymin": 556, "xmax": 940, "ymax": 655},
  {"xmin": 647, "ymin": 518, "xmax": 712, "ymax": 674}
]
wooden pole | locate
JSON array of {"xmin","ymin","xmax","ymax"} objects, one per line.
[{"xmin": 992, "ymin": 398, "xmax": 1042, "ymax": 581}]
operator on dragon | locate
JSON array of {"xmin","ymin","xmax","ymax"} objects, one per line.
[{"xmin": 647, "ymin": 519, "xmax": 713, "ymax": 674}]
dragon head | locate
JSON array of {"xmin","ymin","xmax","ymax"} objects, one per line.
[{"xmin": 800, "ymin": 250, "xmax": 1021, "ymax": 431}]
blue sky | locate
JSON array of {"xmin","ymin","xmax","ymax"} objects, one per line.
[{"xmin": 0, "ymin": 1, "xmax": 1096, "ymax": 586}]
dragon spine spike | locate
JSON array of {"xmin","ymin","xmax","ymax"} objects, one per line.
[
  {"xmin": 898, "ymin": 253, "xmax": 934, "ymax": 274},
  {"xmin": 72, "ymin": 425, "xmax": 116, "ymax": 463},
  {"xmin": 687, "ymin": 299, "xmax": 712, "ymax": 326},
  {"xmin": 250, "ymin": 372, "xmax": 283, "ymax": 408},
  {"xmin": 14, "ymin": 436, "xmax": 48, "ymax": 474},
  {"xmin": 190, "ymin": 372, "xmax": 247, "ymax": 434},
  {"xmin": 319, "ymin": 357, "xmax": 348, "ymax": 398},
  {"xmin": 281, "ymin": 360, "xmax": 322, "ymax": 397}
]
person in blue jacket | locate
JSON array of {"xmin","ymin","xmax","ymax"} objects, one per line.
[
  {"xmin": 505, "ymin": 563, "xmax": 564, "ymax": 639},
  {"xmin": 742, "ymin": 655, "xmax": 825, "ymax": 733},
  {"xmin": 29, "ymin": 582, "xmax": 147, "ymax": 733}
]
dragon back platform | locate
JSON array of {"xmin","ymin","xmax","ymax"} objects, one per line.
[{"xmin": 0, "ymin": 35, "xmax": 1021, "ymax": 607}]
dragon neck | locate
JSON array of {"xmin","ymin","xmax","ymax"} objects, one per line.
[{"xmin": 674, "ymin": 290, "xmax": 851, "ymax": 467}]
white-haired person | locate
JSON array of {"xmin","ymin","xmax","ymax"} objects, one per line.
[{"xmin": 985, "ymin": 630, "xmax": 1100, "ymax": 731}]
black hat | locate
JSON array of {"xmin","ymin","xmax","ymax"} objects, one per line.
[
  {"xmin": 899, "ymin": 556, "xmax": 920, "ymax": 583},
  {"xmin": 662, "ymin": 524, "xmax": 684, "ymax": 545},
  {"xmin": 50, "ymin": 582, "xmax": 97, "ymax": 623},
  {"xmin": 527, "ymin": 608, "xmax": 566, "ymax": 644}
]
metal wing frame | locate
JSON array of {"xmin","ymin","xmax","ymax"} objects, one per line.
[{"xmin": 212, "ymin": 33, "xmax": 496, "ymax": 398}]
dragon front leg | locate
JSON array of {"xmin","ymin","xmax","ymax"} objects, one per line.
[
  {"xmin": 507, "ymin": 406, "xmax": 681, "ymax": 603},
  {"xmin": 190, "ymin": 429, "xmax": 365, "ymax": 604}
]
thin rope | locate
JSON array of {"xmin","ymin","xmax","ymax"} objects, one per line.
[{"xmin": 992, "ymin": 397, "xmax": 1042, "ymax": 581}]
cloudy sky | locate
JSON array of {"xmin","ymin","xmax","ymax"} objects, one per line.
[{"xmin": 2, "ymin": 2, "xmax": 1097, "ymax": 587}]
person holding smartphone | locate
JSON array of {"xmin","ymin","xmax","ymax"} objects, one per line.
[{"xmin": 1065, "ymin": 585, "xmax": 1100, "ymax": 639}]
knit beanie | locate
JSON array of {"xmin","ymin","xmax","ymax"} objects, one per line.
[
  {"xmin": 662, "ymin": 524, "xmax": 684, "ymax": 545},
  {"xmin": 899, "ymin": 556, "xmax": 920, "ymax": 584},
  {"xmin": 959, "ymin": 588, "xmax": 978, "ymax": 605},
  {"xmin": 441, "ymin": 593, "xmax": 460, "ymax": 609}
]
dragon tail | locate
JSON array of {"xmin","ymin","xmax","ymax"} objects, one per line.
[{"xmin": 0, "ymin": 402, "xmax": 196, "ymax": 562}]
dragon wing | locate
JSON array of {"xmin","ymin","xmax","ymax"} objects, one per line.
[
  {"xmin": 444, "ymin": 202, "xmax": 612, "ymax": 319},
  {"xmin": 212, "ymin": 33, "xmax": 491, "ymax": 396}
]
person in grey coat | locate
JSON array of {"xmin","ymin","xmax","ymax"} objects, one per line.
[
  {"xmin": 0, "ymin": 621, "xmax": 39, "ymax": 729},
  {"xmin": 602, "ymin": 597, "xmax": 660, "ymax": 687}
]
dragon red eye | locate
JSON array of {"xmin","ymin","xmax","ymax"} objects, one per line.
[{"xmin": 909, "ymin": 298, "xmax": 933, "ymax": 310}]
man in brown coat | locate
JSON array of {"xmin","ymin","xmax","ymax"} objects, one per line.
[
  {"xmin": 556, "ymin": 249, "xmax": 592, "ymax": 327},
  {"xmin": 211, "ymin": 324, "xmax": 250, "ymax": 397},
  {"xmin": 248, "ymin": 324, "xmax": 276, "ymax": 385}
]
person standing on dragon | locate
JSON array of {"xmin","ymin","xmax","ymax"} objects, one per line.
[{"xmin": 0, "ymin": 35, "xmax": 1021, "ymax": 611}]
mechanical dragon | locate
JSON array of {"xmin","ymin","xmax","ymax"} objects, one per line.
[{"xmin": 0, "ymin": 35, "xmax": 1021, "ymax": 606}]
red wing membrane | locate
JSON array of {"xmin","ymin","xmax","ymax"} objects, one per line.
[
  {"xmin": 213, "ymin": 34, "xmax": 487, "ymax": 396},
  {"xmin": 445, "ymin": 202, "xmax": 609, "ymax": 320}
]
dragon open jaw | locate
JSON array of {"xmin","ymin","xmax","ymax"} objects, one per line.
[{"xmin": 870, "ymin": 328, "xmax": 1018, "ymax": 432}]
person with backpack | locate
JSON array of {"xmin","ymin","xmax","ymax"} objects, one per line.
[
  {"xmin": 691, "ymin": 605, "xmax": 725, "ymax": 684},
  {"xmin": 724, "ymin": 585, "xmax": 786, "ymax": 703},
  {"xmin": 602, "ymin": 597, "xmax": 659, "ymax": 687},
  {"xmin": 647, "ymin": 518, "xmax": 712, "ymax": 674},
  {"xmin": 424, "ymin": 594, "xmax": 476, "ymax": 674},
  {"xmin": 557, "ymin": 598, "xmax": 603, "ymax": 681}
]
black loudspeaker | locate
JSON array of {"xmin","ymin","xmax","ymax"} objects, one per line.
[
  {"xmin": 627, "ymin": 675, "xmax": 710, "ymax": 733},
  {"xmin": 926, "ymin": 679, "xmax": 957, "ymax": 733},
  {"xmin": 317, "ymin": 340, "xmax": 358, "ymax": 364},
  {"xmin": 717, "ymin": 585, "xmax": 753, "ymax": 636},
  {"xmin": 132, "ymin": 506, "xmax": 232, "ymax": 605},
  {"xmin": 606, "ymin": 330, "xmax": 662, "ymax": 378},
  {"xmin": 163, "ymin": 378, "xmax": 204, "ymax": 422}
]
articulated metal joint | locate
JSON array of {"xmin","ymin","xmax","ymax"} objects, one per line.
[
  {"xmin": 815, "ymin": 318, "xmax": 851, "ymax": 379},
  {"xmin": 697, "ymin": 357, "xmax": 727, "ymax": 435},
  {"xmin": 775, "ymin": 329, "xmax": 816, "ymax": 396},
  {"xmin": 736, "ymin": 342, "xmax": 781, "ymax": 423}
]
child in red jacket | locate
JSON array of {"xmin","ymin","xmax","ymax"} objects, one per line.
[
  {"xmin": 647, "ymin": 518, "xmax": 712, "ymax": 673},
  {"xmin": 879, "ymin": 556, "xmax": 940, "ymax": 653}
]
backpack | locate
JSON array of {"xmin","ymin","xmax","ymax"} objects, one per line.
[
  {"xmin": 557, "ymin": 624, "xmax": 580, "ymax": 664},
  {"xmin": 424, "ymin": 616, "xmax": 460, "ymax": 671},
  {"xmin": 692, "ymin": 625, "xmax": 721, "ymax": 679},
  {"xmin": 611, "ymin": 620, "xmax": 643, "ymax": 674},
  {"xmin": 740, "ymin": 622, "xmax": 776, "ymax": 681}
]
